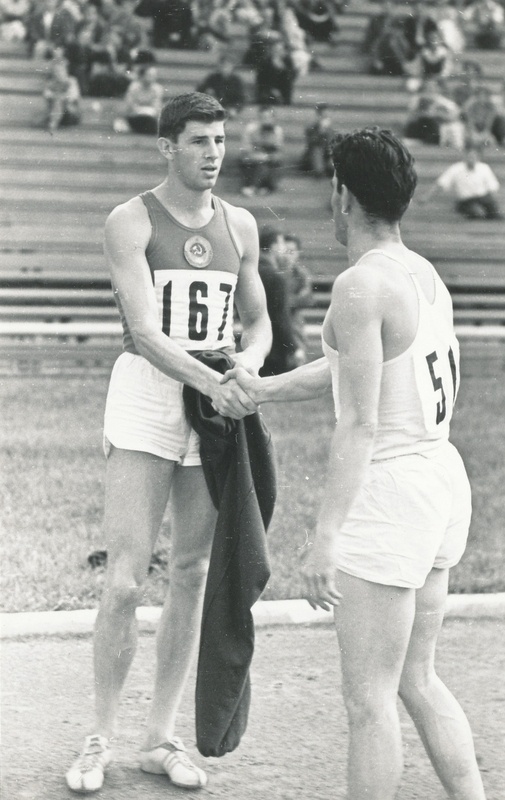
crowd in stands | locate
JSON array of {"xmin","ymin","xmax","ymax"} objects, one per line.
[
  {"xmin": 363, "ymin": 0, "xmax": 504, "ymax": 81},
  {"xmin": 1, "ymin": 0, "xmax": 503, "ymax": 152}
]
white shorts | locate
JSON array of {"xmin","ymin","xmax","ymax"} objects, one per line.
[
  {"xmin": 336, "ymin": 442, "xmax": 472, "ymax": 589},
  {"xmin": 103, "ymin": 352, "xmax": 201, "ymax": 465}
]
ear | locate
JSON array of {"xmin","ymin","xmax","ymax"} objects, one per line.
[
  {"xmin": 157, "ymin": 137, "xmax": 174, "ymax": 160},
  {"xmin": 341, "ymin": 185, "xmax": 351, "ymax": 216}
]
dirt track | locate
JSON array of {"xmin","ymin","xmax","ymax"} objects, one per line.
[{"xmin": 2, "ymin": 620, "xmax": 505, "ymax": 800}]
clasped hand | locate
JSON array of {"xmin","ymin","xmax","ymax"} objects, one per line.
[
  {"xmin": 301, "ymin": 536, "xmax": 342, "ymax": 612},
  {"xmin": 210, "ymin": 362, "xmax": 260, "ymax": 420}
]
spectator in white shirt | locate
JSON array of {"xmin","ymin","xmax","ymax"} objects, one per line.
[{"xmin": 420, "ymin": 144, "xmax": 502, "ymax": 219}]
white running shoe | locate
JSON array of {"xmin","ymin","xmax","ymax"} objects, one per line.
[
  {"xmin": 65, "ymin": 734, "xmax": 112, "ymax": 793},
  {"xmin": 140, "ymin": 737, "xmax": 207, "ymax": 789}
]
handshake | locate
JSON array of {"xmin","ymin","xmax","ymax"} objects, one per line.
[{"xmin": 209, "ymin": 363, "xmax": 261, "ymax": 420}]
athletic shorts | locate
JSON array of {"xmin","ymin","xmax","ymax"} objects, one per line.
[
  {"xmin": 103, "ymin": 352, "xmax": 201, "ymax": 465},
  {"xmin": 336, "ymin": 442, "xmax": 472, "ymax": 589}
]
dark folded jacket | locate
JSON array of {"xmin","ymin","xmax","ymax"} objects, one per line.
[{"xmin": 183, "ymin": 351, "xmax": 276, "ymax": 757}]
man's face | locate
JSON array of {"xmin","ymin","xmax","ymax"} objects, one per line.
[
  {"xmin": 281, "ymin": 240, "xmax": 300, "ymax": 270},
  {"xmin": 165, "ymin": 120, "xmax": 226, "ymax": 191},
  {"xmin": 270, "ymin": 235, "xmax": 286, "ymax": 259}
]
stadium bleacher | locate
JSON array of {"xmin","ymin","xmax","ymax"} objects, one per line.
[{"xmin": 1, "ymin": 0, "xmax": 504, "ymax": 376}]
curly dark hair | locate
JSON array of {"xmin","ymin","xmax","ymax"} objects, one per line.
[{"xmin": 330, "ymin": 127, "xmax": 417, "ymax": 223}]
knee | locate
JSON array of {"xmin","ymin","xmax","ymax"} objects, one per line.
[
  {"xmin": 169, "ymin": 552, "xmax": 210, "ymax": 591},
  {"xmin": 342, "ymin": 688, "xmax": 395, "ymax": 729},
  {"xmin": 399, "ymin": 667, "xmax": 436, "ymax": 710},
  {"xmin": 101, "ymin": 580, "xmax": 143, "ymax": 617}
]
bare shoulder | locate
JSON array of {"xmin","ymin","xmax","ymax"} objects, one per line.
[
  {"xmin": 332, "ymin": 262, "xmax": 385, "ymax": 305},
  {"xmin": 219, "ymin": 196, "xmax": 258, "ymax": 235},
  {"xmin": 218, "ymin": 196, "xmax": 259, "ymax": 259},
  {"xmin": 105, "ymin": 195, "xmax": 150, "ymax": 242}
]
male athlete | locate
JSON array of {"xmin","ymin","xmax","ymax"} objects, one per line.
[
  {"xmin": 65, "ymin": 92, "xmax": 272, "ymax": 793},
  {"xmin": 224, "ymin": 128, "xmax": 486, "ymax": 799}
]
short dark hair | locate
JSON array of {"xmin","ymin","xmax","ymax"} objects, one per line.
[
  {"xmin": 330, "ymin": 127, "xmax": 417, "ymax": 224},
  {"xmin": 259, "ymin": 225, "xmax": 282, "ymax": 251},
  {"xmin": 158, "ymin": 92, "xmax": 226, "ymax": 140},
  {"xmin": 284, "ymin": 233, "xmax": 301, "ymax": 248}
]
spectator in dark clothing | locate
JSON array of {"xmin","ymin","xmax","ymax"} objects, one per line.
[
  {"xmin": 65, "ymin": 23, "xmax": 95, "ymax": 93},
  {"xmin": 419, "ymin": 28, "xmax": 451, "ymax": 77},
  {"xmin": 404, "ymin": 77, "xmax": 463, "ymax": 147},
  {"xmin": 26, "ymin": 0, "xmax": 82, "ymax": 59},
  {"xmin": 362, "ymin": 1, "xmax": 411, "ymax": 77},
  {"xmin": 87, "ymin": 49, "xmax": 131, "ymax": 97},
  {"xmin": 294, "ymin": 0, "xmax": 341, "ymax": 43},
  {"xmin": 462, "ymin": 0, "xmax": 505, "ymax": 49},
  {"xmin": 240, "ymin": 104, "xmax": 284, "ymax": 195},
  {"xmin": 196, "ymin": 55, "xmax": 247, "ymax": 116},
  {"xmin": 254, "ymin": 36, "xmax": 296, "ymax": 105},
  {"xmin": 278, "ymin": 232, "xmax": 313, "ymax": 365},
  {"xmin": 401, "ymin": 0, "xmax": 438, "ymax": 60},
  {"xmin": 300, "ymin": 102, "xmax": 334, "ymax": 177},
  {"xmin": 134, "ymin": 0, "xmax": 195, "ymax": 49},
  {"xmin": 257, "ymin": 225, "xmax": 300, "ymax": 377}
]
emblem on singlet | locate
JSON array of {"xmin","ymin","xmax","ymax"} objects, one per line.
[{"xmin": 183, "ymin": 235, "xmax": 213, "ymax": 268}]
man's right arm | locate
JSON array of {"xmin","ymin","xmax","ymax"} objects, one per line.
[
  {"xmin": 104, "ymin": 199, "xmax": 256, "ymax": 418},
  {"xmin": 222, "ymin": 357, "xmax": 332, "ymax": 403}
]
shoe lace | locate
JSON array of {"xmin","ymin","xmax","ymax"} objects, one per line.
[
  {"xmin": 75, "ymin": 737, "xmax": 108, "ymax": 772},
  {"xmin": 166, "ymin": 740, "xmax": 197, "ymax": 772}
]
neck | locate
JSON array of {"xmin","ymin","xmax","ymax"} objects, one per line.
[
  {"xmin": 346, "ymin": 223, "xmax": 403, "ymax": 266},
  {"xmin": 155, "ymin": 178, "xmax": 214, "ymax": 225}
]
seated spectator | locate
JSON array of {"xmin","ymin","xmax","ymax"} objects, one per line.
[
  {"xmin": 241, "ymin": 0, "xmax": 278, "ymax": 67},
  {"xmin": 239, "ymin": 104, "xmax": 284, "ymax": 195},
  {"xmin": 98, "ymin": 0, "xmax": 148, "ymax": 65},
  {"xmin": 196, "ymin": 54, "xmax": 247, "ymax": 116},
  {"xmin": 134, "ymin": 0, "xmax": 195, "ymax": 49},
  {"xmin": 490, "ymin": 79, "xmax": 505, "ymax": 146},
  {"xmin": 42, "ymin": 55, "xmax": 81, "ymax": 132},
  {"xmin": 362, "ymin": 1, "xmax": 411, "ymax": 77},
  {"xmin": 25, "ymin": 0, "xmax": 59, "ymax": 58},
  {"xmin": 278, "ymin": 0, "xmax": 312, "ymax": 76},
  {"xmin": 299, "ymin": 102, "xmax": 334, "ymax": 177},
  {"xmin": 294, "ymin": 0, "xmax": 341, "ymax": 44},
  {"xmin": 279, "ymin": 232, "xmax": 313, "ymax": 365},
  {"xmin": 428, "ymin": 0, "xmax": 466, "ymax": 54},
  {"xmin": 87, "ymin": 48, "xmax": 130, "ymax": 98},
  {"xmin": 451, "ymin": 58, "xmax": 483, "ymax": 107},
  {"xmin": 0, "ymin": 0, "xmax": 31, "ymax": 43},
  {"xmin": 257, "ymin": 225, "xmax": 300, "ymax": 376},
  {"xmin": 26, "ymin": 0, "xmax": 82, "ymax": 59},
  {"xmin": 420, "ymin": 144, "xmax": 502, "ymax": 219},
  {"xmin": 419, "ymin": 29, "xmax": 451, "ymax": 78},
  {"xmin": 404, "ymin": 77, "xmax": 464, "ymax": 148},
  {"xmin": 195, "ymin": 0, "xmax": 236, "ymax": 53},
  {"xmin": 463, "ymin": 83, "xmax": 503, "ymax": 148},
  {"xmin": 254, "ymin": 36, "xmax": 297, "ymax": 104},
  {"xmin": 462, "ymin": 0, "xmax": 505, "ymax": 49},
  {"xmin": 45, "ymin": 0, "xmax": 83, "ymax": 51},
  {"xmin": 78, "ymin": 1, "xmax": 106, "ymax": 46},
  {"xmin": 115, "ymin": 62, "xmax": 164, "ymax": 133},
  {"xmin": 65, "ymin": 23, "xmax": 96, "ymax": 94},
  {"xmin": 401, "ymin": 0, "xmax": 439, "ymax": 59}
]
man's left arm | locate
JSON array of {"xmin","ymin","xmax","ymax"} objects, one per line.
[{"xmin": 230, "ymin": 206, "xmax": 272, "ymax": 375}]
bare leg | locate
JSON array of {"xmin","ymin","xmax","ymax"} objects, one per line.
[
  {"xmin": 334, "ymin": 571, "xmax": 416, "ymax": 800},
  {"xmin": 399, "ymin": 568, "xmax": 486, "ymax": 800},
  {"xmin": 144, "ymin": 465, "xmax": 217, "ymax": 747},
  {"xmin": 93, "ymin": 447, "xmax": 175, "ymax": 738}
]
